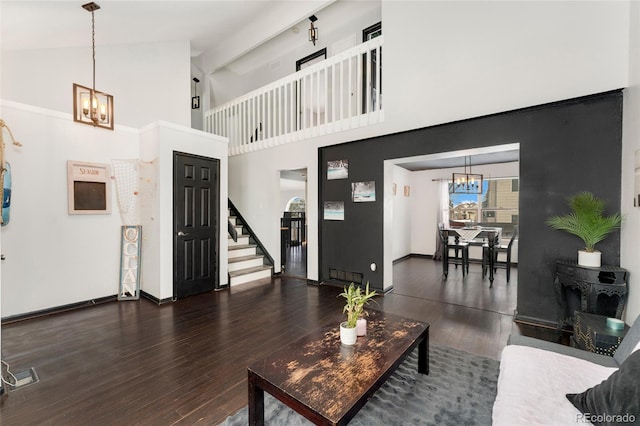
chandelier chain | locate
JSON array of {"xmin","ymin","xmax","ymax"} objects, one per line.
[{"xmin": 91, "ymin": 10, "xmax": 96, "ymax": 93}]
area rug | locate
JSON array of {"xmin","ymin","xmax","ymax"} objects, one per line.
[{"xmin": 219, "ymin": 345, "xmax": 500, "ymax": 426}]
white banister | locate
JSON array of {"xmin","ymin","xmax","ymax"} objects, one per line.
[{"xmin": 205, "ymin": 36, "xmax": 384, "ymax": 156}]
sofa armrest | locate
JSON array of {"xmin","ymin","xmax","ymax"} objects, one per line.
[{"xmin": 507, "ymin": 335, "xmax": 619, "ymax": 368}]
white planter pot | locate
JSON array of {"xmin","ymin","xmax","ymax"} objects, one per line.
[
  {"xmin": 356, "ymin": 318, "xmax": 367, "ymax": 336},
  {"xmin": 578, "ymin": 250, "xmax": 601, "ymax": 268},
  {"xmin": 340, "ymin": 322, "xmax": 357, "ymax": 346}
]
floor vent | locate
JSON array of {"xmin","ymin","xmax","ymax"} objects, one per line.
[
  {"xmin": 1, "ymin": 361, "xmax": 39, "ymax": 391},
  {"xmin": 329, "ymin": 268, "xmax": 363, "ymax": 285}
]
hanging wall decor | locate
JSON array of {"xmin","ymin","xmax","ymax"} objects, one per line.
[
  {"xmin": 352, "ymin": 181, "xmax": 376, "ymax": 202},
  {"xmin": 327, "ymin": 159, "xmax": 348, "ymax": 180},
  {"xmin": 67, "ymin": 160, "xmax": 111, "ymax": 214},
  {"xmin": 324, "ymin": 201, "xmax": 344, "ymax": 220}
]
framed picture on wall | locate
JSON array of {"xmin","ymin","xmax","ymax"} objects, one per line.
[
  {"xmin": 352, "ymin": 181, "xmax": 376, "ymax": 202},
  {"xmin": 324, "ymin": 201, "xmax": 344, "ymax": 220},
  {"xmin": 404, "ymin": 185, "xmax": 411, "ymax": 197},
  {"xmin": 327, "ymin": 160, "xmax": 348, "ymax": 180},
  {"xmin": 67, "ymin": 160, "xmax": 111, "ymax": 215}
]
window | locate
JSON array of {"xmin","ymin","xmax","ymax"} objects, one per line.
[
  {"xmin": 285, "ymin": 197, "xmax": 306, "ymax": 212},
  {"xmin": 449, "ymin": 177, "xmax": 519, "ymax": 237}
]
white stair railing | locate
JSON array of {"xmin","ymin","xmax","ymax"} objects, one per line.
[{"xmin": 204, "ymin": 36, "xmax": 384, "ymax": 156}]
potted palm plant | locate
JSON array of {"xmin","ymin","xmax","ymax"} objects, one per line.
[
  {"xmin": 338, "ymin": 282, "xmax": 377, "ymax": 345},
  {"xmin": 546, "ymin": 191, "xmax": 622, "ymax": 267}
]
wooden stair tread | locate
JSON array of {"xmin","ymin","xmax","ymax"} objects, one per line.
[
  {"xmin": 228, "ymin": 265, "xmax": 272, "ymax": 277},
  {"xmin": 228, "ymin": 254, "xmax": 263, "ymax": 263},
  {"xmin": 228, "ymin": 244, "xmax": 257, "ymax": 250}
]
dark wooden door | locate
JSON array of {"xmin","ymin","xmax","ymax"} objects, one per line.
[{"xmin": 173, "ymin": 152, "xmax": 220, "ymax": 298}]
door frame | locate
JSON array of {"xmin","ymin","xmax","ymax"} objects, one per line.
[{"xmin": 173, "ymin": 151, "xmax": 221, "ymax": 298}]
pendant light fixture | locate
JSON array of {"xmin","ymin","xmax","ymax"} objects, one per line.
[
  {"xmin": 73, "ymin": 2, "xmax": 114, "ymax": 130},
  {"xmin": 451, "ymin": 156, "xmax": 483, "ymax": 194},
  {"xmin": 191, "ymin": 78, "xmax": 200, "ymax": 109},
  {"xmin": 308, "ymin": 15, "xmax": 318, "ymax": 46}
]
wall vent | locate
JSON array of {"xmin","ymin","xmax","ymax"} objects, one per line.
[{"xmin": 329, "ymin": 268, "xmax": 363, "ymax": 285}]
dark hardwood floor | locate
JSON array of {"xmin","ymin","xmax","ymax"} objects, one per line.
[
  {"xmin": 0, "ymin": 257, "xmax": 545, "ymax": 425},
  {"xmin": 283, "ymin": 242, "xmax": 307, "ymax": 279}
]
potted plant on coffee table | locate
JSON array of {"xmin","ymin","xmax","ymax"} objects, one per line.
[
  {"xmin": 546, "ymin": 191, "xmax": 622, "ymax": 268},
  {"xmin": 338, "ymin": 282, "xmax": 377, "ymax": 345}
]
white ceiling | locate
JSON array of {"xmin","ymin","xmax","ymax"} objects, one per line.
[
  {"xmin": 392, "ymin": 144, "xmax": 520, "ymax": 171},
  {"xmin": 0, "ymin": 1, "xmax": 333, "ymax": 66}
]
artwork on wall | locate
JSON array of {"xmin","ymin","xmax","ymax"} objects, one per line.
[
  {"xmin": 635, "ymin": 149, "xmax": 640, "ymax": 207},
  {"xmin": 352, "ymin": 181, "xmax": 376, "ymax": 202},
  {"xmin": 327, "ymin": 160, "xmax": 348, "ymax": 180},
  {"xmin": 67, "ymin": 160, "xmax": 111, "ymax": 215},
  {"xmin": 324, "ymin": 201, "xmax": 344, "ymax": 220},
  {"xmin": 392, "ymin": 183, "xmax": 397, "ymax": 196},
  {"xmin": 404, "ymin": 185, "xmax": 411, "ymax": 197}
]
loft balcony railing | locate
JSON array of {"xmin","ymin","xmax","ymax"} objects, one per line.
[{"xmin": 204, "ymin": 36, "xmax": 384, "ymax": 155}]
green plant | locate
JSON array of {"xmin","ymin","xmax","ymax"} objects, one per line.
[
  {"xmin": 339, "ymin": 282, "xmax": 377, "ymax": 328},
  {"xmin": 546, "ymin": 191, "xmax": 622, "ymax": 252}
]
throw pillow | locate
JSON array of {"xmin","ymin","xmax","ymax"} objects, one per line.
[
  {"xmin": 566, "ymin": 350, "xmax": 640, "ymax": 426},
  {"xmin": 613, "ymin": 315, "xmax": 640, "ymax": 365}
]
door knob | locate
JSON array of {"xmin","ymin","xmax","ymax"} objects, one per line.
[{"xmin": 177, "ymin": 231, "xmax": 189, "ymax": 237}]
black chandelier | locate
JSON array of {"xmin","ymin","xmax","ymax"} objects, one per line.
[{"xmin": 451, "ymin": 156, "xmax": 483, "ymax": 194}]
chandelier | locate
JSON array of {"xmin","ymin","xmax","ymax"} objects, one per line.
[
  {"xmin": 73, "ymin": 2, "xmax": 114, "ymax": 130},
  {"xmin": 451, "ymin": 156, "xmax": 483, "ymax": 194}
]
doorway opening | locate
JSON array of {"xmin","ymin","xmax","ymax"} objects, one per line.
[
  {"xmin": 384, "ymin": 143, "xmax": 520, "ymax": 314},
  {"xmin": 280, "ymin": 168, "xmax": 307, "ymax": 278}
]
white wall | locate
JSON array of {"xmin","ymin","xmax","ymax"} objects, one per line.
[
  {"xmin": 0, "ymin": 102, "xmax": 228, "ymax": 316},
  {"xmin": 390, "ymin": 165, "xmax": 412, "ymax": 260},
  {"xmin": 139, "ymin": 122, "xmax": 229, "ymax": 301},
  {"xmin": 0, "ymin": 101, "xmax": 139, "ymax": 317},
  {"xmin": 1, "ymin": 41, "xmax": 191, "ymax": 129},
  {"xmin": 621, "ymin": 1, "xmax": 640, "ymax": 323},
  {"xmin": 382, "ymin": 1, "xmax": 629, "ymax": 134}
]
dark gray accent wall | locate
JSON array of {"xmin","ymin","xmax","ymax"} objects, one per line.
[{"xmin": 319, "ymin": 90, "xmax": 623, "ymax": 326}]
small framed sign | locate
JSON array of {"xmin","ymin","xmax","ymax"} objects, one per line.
[{"xmin": 67, "ymin": 160, "xmax": 111, "ymax": 215}]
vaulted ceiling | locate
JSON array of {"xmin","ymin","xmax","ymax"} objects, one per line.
[{"xmin": 0, "ymin": 0, "xmax": 336, "ymax": 73}]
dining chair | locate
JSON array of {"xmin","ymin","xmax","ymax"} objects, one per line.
[
  {"xmin": 483, "ymin": 227, "xmax": 517, "ymax": 283},
  {"xmin": 439, "ymin": 227, "xmax": 470, "ymax": 278}
]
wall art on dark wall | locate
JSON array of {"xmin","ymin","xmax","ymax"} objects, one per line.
[
  {"xmin": 324, "ymin": 201, "xmax": 344, "ymax": 220},
  {"xmin": 327, "ymin": 160, "xmax": 348, "ymax": 180},
  {"xmin": 352, "ymin": 181, "xmax": 376, "ymax": 202}
]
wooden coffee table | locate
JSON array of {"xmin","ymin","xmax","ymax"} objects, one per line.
[{"xmin": 248, "ymin": 309, "xmax": 429, "ymax": 425}]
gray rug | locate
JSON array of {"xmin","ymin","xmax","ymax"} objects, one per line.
[{"xmin": 219, "ymin": 345, "xmax": 500, "ymax": 426}]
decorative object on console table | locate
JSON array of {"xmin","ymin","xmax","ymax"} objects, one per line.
[
  {"xmin": 546, "ymin": 191, "xmax": 622, "ymax": 268},
  {"xmin": 572, "ymin": 311, "xmax": 629, "ymax": 356},
  {"xmin": 555, "ymin": 260, "xmax": 628, "ymax": 330}
]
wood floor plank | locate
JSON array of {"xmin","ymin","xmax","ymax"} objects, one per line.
[{"xmin": 0, "ymin": 258, "xmax": 531, "ymax": 425}]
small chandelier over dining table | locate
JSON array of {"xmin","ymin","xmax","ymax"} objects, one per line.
[
  {"xmin": 73, "ymin": 2, "xmax": 114, "ymax": 130},
  {"xmin": 451, "ymin": 156, "xmax": 483, "ymax": 194}
]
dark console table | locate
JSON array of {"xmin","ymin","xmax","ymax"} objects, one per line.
[{"xmin": 555, "ymin": 260, "xmax": 628, "ymax": 329}]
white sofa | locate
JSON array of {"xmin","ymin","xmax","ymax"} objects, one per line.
[{"xmin": 493, "ymin": 315, "xmax": 640, "ymax": 425}]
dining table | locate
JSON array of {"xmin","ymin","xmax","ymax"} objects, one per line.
[{"xmin": 446, "ymin": 226, "xmax": 503, "ymax": 284}]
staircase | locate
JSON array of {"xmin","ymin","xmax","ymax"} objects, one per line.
[{"xmin": 228, "ymin": 210, "xmax": 273, "ymax": 286}]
